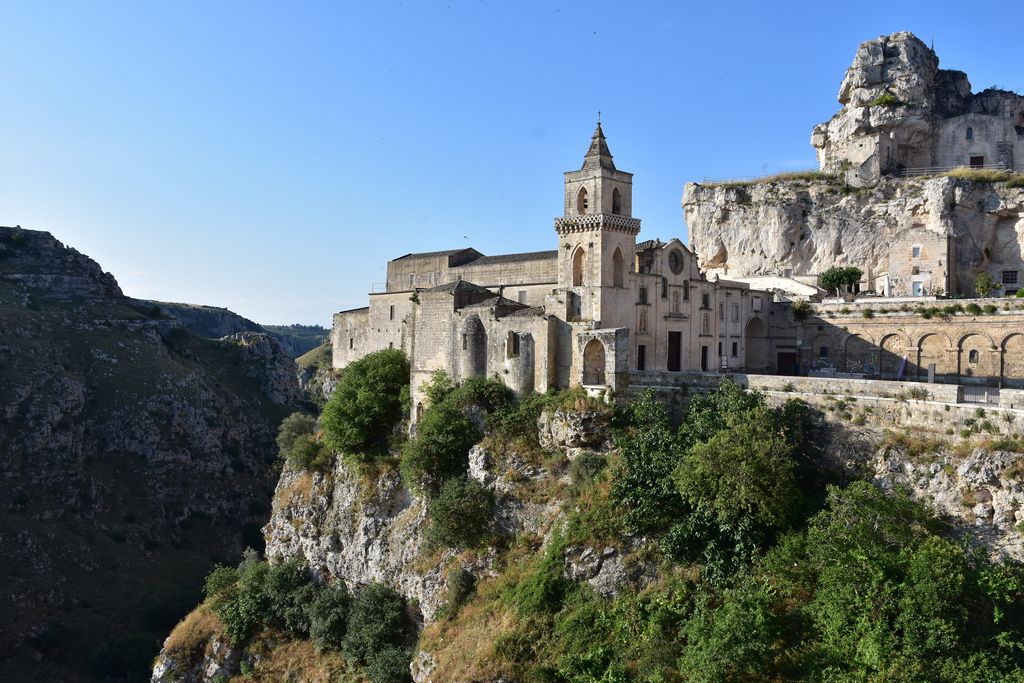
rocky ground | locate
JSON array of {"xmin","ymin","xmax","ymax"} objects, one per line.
[{"xmin": 0, "ymin": 226, "xmax": 301, "ymax": 681}]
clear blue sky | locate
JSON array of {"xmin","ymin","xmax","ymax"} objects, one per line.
[{"xmin": 2, "ymin": 1, "xmax": 1021, "ymax": 325}]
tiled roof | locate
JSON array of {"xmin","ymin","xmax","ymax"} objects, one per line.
[
  {"xmin": 425, "ymin": 280, "xmax": 494, "ymax": 294},
  {"xmin": 391, "ymin": 248, "xmax": 475, "ymax": 261},
  {"xmin": 465, "ymin": 250, "xmax": 558, "ymax": 267},
  {"xmin": 506, "ymin": 306, "xmax": 546, "ymax": 317}
]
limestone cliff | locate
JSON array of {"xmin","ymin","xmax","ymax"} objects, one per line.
[
  {"xmin": 0, "ymin": 227, "xmax": 300, "ymax": 681},
  {"xmin": 683, "ymin": 175, "xmax": 1024, "ymax": 294}
]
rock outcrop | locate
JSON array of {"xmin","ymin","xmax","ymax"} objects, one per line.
[
  {"xmin": 0, "ymin": 226, "xmax": 299, "ymax": 682},
  {"xmin": 684, "ymin": 175, "xmax": 1024, "ymax": 295}
]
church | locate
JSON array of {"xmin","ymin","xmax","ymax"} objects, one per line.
[{"xmin": 331, "ymin": 123, "xmax": 770, "ymax": 416}]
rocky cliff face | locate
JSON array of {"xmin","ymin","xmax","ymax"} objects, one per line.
[
  {"xmin": 684, "ymin": 175, "xmax": 1024, "ymax": 294},
  {"xmin": 0, "ymin": 227, "xmax": 299, "ymax": 681}
]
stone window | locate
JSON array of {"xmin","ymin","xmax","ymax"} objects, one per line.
[
  {"xmin": 577, "ymin": 187, "xmax": 589, "ymax": 213},
  {"xmin": 912, "ymin": 245, "xmax": 921, "ymax": 258},
  {"xmin": 349, "ymin": 338, "xmax": 354, "ymax": 349},
  {"xmin": 1002, "ymin": 270, "xmax": 1019, "ymax": 285},
  {"xmin": 612, "ymin": 187, "xmax": 622, "ymax": 215},
  {"xmin": 683, "ymin": 280, "xmax": 690, "ymax": 300},
  {"xmin": 732, "ymin": 303, "xmax": 739, "ymax": 322},
  {"xmin": 820, "ymin": 346, "xmax": 829, "ymax": 359},
  {"xmin": 462, "ymin": 334, "xmax": 467, "ymax": 350},
  {"xmin": 701, "ymin": 292, "xmax": 710, "ymax": 309},
  {"xmin": 966, "ymin": 127, "xmax": 973, "ymax": 141},
  {"xmin": 638, "ymin": 287, "xmax": 648, "ymax": 305},
  {"xmin": 613, "ymin": 248, "xmax": 624, "ymax": 288},
  {"xmin": 572, "ymin": 247, "xmax": 586, "ymax": 286},
  {"xmin": 637, "ymin": 344, "xmax": 646, "ymax": 371},
  {"xmin": 507, "ymin": 332, "xmax": 520, "ymax": 358},
  {"xmin": 731, "ymin": 341, "xmax": 738, "ymax": 357},
  {"xmin": 718, "ymin": 341, "xmax": 723, "ymax": 357},
  {"xmin": 518, "ymin": 290, "xmax": 527, "ymax": 304},
  {"xmin": 661, "ymin": 277, "xmax": 668, "ymax": 299},
  {"xmin": 912, "ymin": 266, "xmax": 920, "ymax": 275},
  {"xmin": 969, "ymin": 349, "xmax": 979, "ymax": 365},
  {"xmin": 389, "ymin": 341, "xmax": 394, "ymax": 349},
  {"xmin": 719, "ymin": 302, "xmax": 724, "ymax": 321},
  {"xmin": 752, "ymin": 295, "xmax": 762, "ymax": 312},
  {"xmin": 783, "ymin": 268, "xmax": 793, "ymax": 278},
  {"xmin": 668, "ymin": 249, "xmax": 684, "ymax": 274}
]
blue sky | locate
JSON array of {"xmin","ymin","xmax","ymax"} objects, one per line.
[{"xmin": 2, "ymin": 1, "xmax": 1022, "ymax": 325}]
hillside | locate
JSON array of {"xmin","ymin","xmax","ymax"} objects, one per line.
[
  {"xmin": 146, "ymin": 302, "xmax": 328, "ymax": 358},
  {"xmin": 0, "ymin": 227, "xmax": 301, "ymax": 681},
  {"xmin": 152, "ymin": 356, "xmax": 1024, "ymax": 682}
]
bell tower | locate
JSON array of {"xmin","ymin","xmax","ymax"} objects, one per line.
[{"xmin": 555, "ymin": 121, "xmax": 641, "ymax": 328}]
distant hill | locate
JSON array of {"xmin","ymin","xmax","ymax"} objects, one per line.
[{"xmin": 145, "ymin": 302, "xmax": 327, "ymax": 358}]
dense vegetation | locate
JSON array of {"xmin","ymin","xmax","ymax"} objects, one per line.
[
  {"xmin": 271, "ymin": 366, "xmax": 1024, "ymax": 681},
  {"xmin": 204, "ymin": 550, "xmax": 414, "ymax": 682},
  {"xmin": 320, "ymin": 349, "xmax": 410, "ymax": 457},
  {"xmin": 423, "ymin": 382, "xmax": 1024, "ymax": 682}
]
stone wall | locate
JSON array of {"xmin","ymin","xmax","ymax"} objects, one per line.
[{"xmin": 331, "ymin": 307, "xmax": 368, "ymax": 370}]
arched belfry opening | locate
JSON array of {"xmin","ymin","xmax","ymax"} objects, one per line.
[
  {"xmin": 582, "ymin": 339, "xmax": 606, "ymax": 386},
  {"xmin": 576, "ymin": 186, "xmax": 589, "ymax": 214},
  {"xmin": 572, "ymin": 247, "xmax": 586, "ymax": 287},
  {"xmin": 612, "ymin": 187, "xmax": 622, "ymax": 215},
  {"xmin": 612, "ymin": 247, "xmax": 624, "ymax": 287}
]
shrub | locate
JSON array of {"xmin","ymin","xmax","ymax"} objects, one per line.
[
  {"xmin": 342, "ymin": 584, "xmax": 409, "ymax": 666},
  {"xmin": 366, "ymin": 646, "xmax": 413, "ymax": 683},
  {"xmin": 214, "ymin": 560, "xmax": 271, "ymax": 643},
  {"xmin": 426, "ymin": 476, "xmax": 494, "ymax": 548},
  {"xmin": 675, "ymin": 405, "xmax": 799, "ymax": 534},
  {"xmin": 569, "ymin": 451, "xmax": 608, "ymax": 485},
  {"xmin": 401, "ymin": 401, "xmax": 480, "ymax": 495},
  {"xmin": 321, "ymin": 349, "xmax": 410, "ymax": 457},
  {"xmin": 974, "ymin": 272, "xmax": 1002, "ymax": 298},
  {"xmin": 791, "ymin": 299, "xmax": 813, "ymax": 321},
  {"xmin": 862, "ymin": 308, "xmax": 874, "ymax": 318},
  {"xmin": 443, "ymin": 567, "xmax": 476, "ymax": 617},
  {"xmin": 983, "ymin": 304, "xmax": 999, "ymax": 314},
  {"xmin": 965, "ymin": 302, "xmax": 983, "ymax": 315},
  {"xmin": 308, "ymin": 585, "xmax": 352, "ymax": 652},
  {"xmin": 505, "ymin": 536, "xmax": 570, "ymax": 616},
  {"xmin": 869, "ymin": 91, "xmax": 902, "ymax": 107},
  {"xmin": 263, "ymin": 560, "xmax": 317, "ymax": 636}
]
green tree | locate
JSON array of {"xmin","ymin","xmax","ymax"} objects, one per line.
[
  {"xmin": 819, "ymin": 266, "xmax": 864, "ymax": 297},
  {"xmin": 974, "ymin": 271, "xmax": 1002, "ymax": 297},
  {"xmin": 401, "ymin": 401, "xmax": 479, "ymax": 495},
  {"xmin": 342, "ymin": 584, "xmax": 409, "ymax": 666},
  {"xmin": 320, "ymin": 349, "xmax": 410, "ymax": 457},
  {"xmin": 308, "ymin": 585, "xmax": 352, "ymax": 652},
  {"xmin": 426, "ymin": 476, "xmax": 494, "ymax": 548}
]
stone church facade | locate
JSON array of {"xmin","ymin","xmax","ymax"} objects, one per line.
[{"xmin": 332, "ymin": 124, "xmax": 767, "ymax": 413}]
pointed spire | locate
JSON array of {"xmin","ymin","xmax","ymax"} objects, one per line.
[{"xmin": 582, "ymin": 119, "xmax": 615, "ymax": 171}]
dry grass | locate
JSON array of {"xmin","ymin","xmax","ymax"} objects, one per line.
[
  {"xmin": 236, "ymin": 638, "xmax": 362, "ymax": 682},
  {"xmin": 881, "ymin": 429, "xmax": 947, "ymax": 460},
  {"xmin": 944, "ymin": 167, "xmax": 1024, "ymax": 184},
  {"xmin": 272, "ymin": 471, "xmax": 316, "ymax": 514},
  {"xmin": 709, "ymin": 170, "xmax": 836, "ymax": 189},
  {"xmin": 162, "ymin": 603, "xmax": 222, "ymax": 660}
]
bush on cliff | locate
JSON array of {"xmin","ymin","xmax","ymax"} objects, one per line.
[
  {"xmin": 342, "ymin": 583, "xmax": 412, "ymax": 682},
  {"xmin": 276, "ymin": 412, "xmax": 332, "ymax": 471},
  {"xmin": 321, "ymin": 349, "xmax": 410, "ymax": 457},
  {"xmin": 426, "ymin": 476, "xmax": 494, "ymax": 549}
]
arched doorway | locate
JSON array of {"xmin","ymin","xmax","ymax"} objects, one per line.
[
  {"xmin": 917, "ymin": 333, "xmax": 950, "ymax": 381},
  {"xmin": 572, "ymin": 247, "xmax": 586, "ymax": 287},
  {"xmin": 582, "ymin": 339, "xmax": 606, "ymax": 386},
  {"xmin": 842, "ymin": 334, "xmax": 874, "ymax": 374},
  {"xmin": 744, "ymin": 317, "xmax": 768, "ymax": 372}
]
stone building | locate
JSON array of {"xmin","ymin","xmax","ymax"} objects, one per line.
[
  {"xmin": 333, "ymin": 124, "xmax": 766, "ymax": 412},
  {"xmin": 812, "ymin": 32, "xmax": 1024, "ymax": 184},
  {"xmin": 685, "ymin": 31, "xmax": 1024, "ymax": 300}
]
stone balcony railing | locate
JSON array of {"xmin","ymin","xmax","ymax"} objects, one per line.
[{"xmin": 554, "ymin": 213, "xmax": 641, "ymax": 236}]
